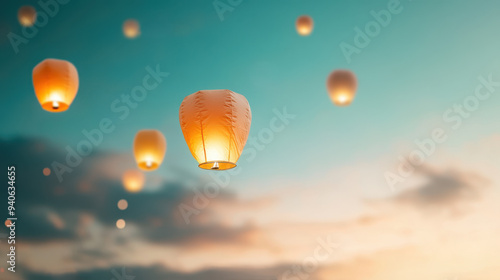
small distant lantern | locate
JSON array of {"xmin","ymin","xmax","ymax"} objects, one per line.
[
  {"xmin": 123, "ymin": 19, "xmax": 140, "ymax": 38},
  {"xmin": 179, "ymin": 90, "xmax": 252, "ymax": 170},
  {"xmin": 18, "ymin": 6, "xmax": 36, "ymax": 27},
  {"xmin": 326, "ymin": 70, "xmax": 358, "ymax": 106},
  {"xmin": 122, "ymin": 170, "xmax": 145, "ymax": 192},
  {"xmin": 133, "ymin": 130, "xmax": 167, "ymax": 171},
  {"xmin": 32, "ymin": 59, "xmax": 79, "ymax": 112},
  {"xmin": 296, "ymin": 15, "xmax": 314, "ymax": 36}
]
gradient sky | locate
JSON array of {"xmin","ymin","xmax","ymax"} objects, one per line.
[{"xmin": 2, "ymin": 0, "xmax": 500, "ymax": 279}]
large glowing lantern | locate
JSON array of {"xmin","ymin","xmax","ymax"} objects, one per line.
[
  {"xmin": 123, "ymin": 19, "xmax": 140, "ymax": 39},
  {"xmin": 179, "ymin": 90, "xmax": 252, "ymax": 170},
  {"xmin": 133, "ymin": 130, "xmax": 166, "ymax": 171},
  {"xmin": 326, "ymin": 70, "xmax": 358, "ymax": 106},
  {"xmin": 296, "ymin": 15, "xmax": 313, "ymax": 36},
  {"xmin": 32, "ymin": 59, "xmax": 79, "ymax": 112},
  {"xmin": 18, "ymin": 6, "xmax": 36, "ymax": 27},
  {"xmin": 122, "ymin": 170, "xmax": 145, "ymax": 192}
]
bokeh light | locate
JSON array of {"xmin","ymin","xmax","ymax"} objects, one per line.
[
  {"xmin": 116, "ymin": 219, "xmax": 126, "ymax": 229},
  {"xmin": 117, "ymin": 199, "xmax": 128, "ymax": 210},
  {"xmin": 43, "ymin": 167, "xmax": 51, "ymax": 176}
]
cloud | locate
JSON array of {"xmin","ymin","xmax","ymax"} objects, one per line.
[
  {"xmin": 23, "ymin": 264, "xmax": 292, "ymax": 280},
  {"xmin": 0, "ymin": 136, "xmax": 263, "ymax": 249},
  {"xmin": 393, "ymin": 166, "xmax": 488, "ymax": 208}
]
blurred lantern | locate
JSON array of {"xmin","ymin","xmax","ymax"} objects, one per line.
[
  {"xmin": 179, "ymin": 89, "xmax": 252, "ymax": 170},
  {"xmin": 296, "ymin": 15, "xmax": 313, "ymax": 36},
  {"xmin": 43, "ymin": 167, "xmax": 51, "ymax": 176},
  {"xmin": 133, "ymin": 130, "xmax": 166, "ymax": 171},
  {"xmin": 18, "ymin": 6, "xmax": 36, "ymax": 27},
  {"xmin": 123, "ymin": 19, "xmax": 140, "ymax": 38},
  {"xmin": 117, "ymin": 199, "xmax": 128, "ymax": 210},
  {"xmin": 326, "ymin": 70, "xmax": 358, "ymax": 106},
  {"xmin": 122, "ymin": 169, "xmax": 145, "ymax": 192},
  {"xmin": 32, "ymin": 58, "xmax": 79, "ymax": 112}
]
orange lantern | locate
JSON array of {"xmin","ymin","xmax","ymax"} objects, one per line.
[
  {"xmin": 179, "ymin": 90, "xmax": 252, "ymax": 170},
  {"xmin": 133, "ymin": 130, "xmax": 166, "ymax": 171},
  {"xmin": 122, "ymin": 170, "xmax": 145, "ymax": 192},
  {"xmin": 296, "ymin": 15, "xmax": 313, "ymax": 36},
  {"xmin": 123, "ymin": 19, "xmax": 140, "ymax": 39},
  {"xmin": 326, "ymin": 70, "xmax": 358, "ymax": 106},
  {"xmin": 32, "ymin": 59, "xmax": 79, "ymax": 112},
  {"xmin": 18, "ymin": 6, "xmax": 36, "ymax": 27}
]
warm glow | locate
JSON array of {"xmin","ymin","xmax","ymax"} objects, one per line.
[
  {"xmin": 117, "ymin": 199, "xmax": 128, "ymax": 210},
  {"xmin": 296, "ymin": 15, "xmax": 314, "ymax": 36},
  {"xmin": 133, "ymin": 130, "xmax": 167, "ymax": 171},
  {"xmin": 122, "ymin": 170, "xmax": 145, "ymax": 192},
  {"xmin": 326, "ymin": 70, "xmax": 357, "ymax": 106},
  {"xmin": 179, "ymin": 89, "xmax": 252, "ymax": 170},
  {"xmin": 337, "ymin": 93, "xmax": 348, "ymax": 104},
  {"xmin": 32, "ymin": 58, "xmax": 79, "ymax": 112},
  {"xmin": 42, "ymin": 167, "xmax": 51, "ymax": 176},
  {"xmin": 18, "ymin": 6, "xmax": 36, "ymax": 27},
  {"xmin": 4, "ymin": 219, "xmax": 11, "ymax": 227},
  {"xmin": 116, "ymin": 219, "xmax": 126, "ymax": 229},
  {"xmin": 123, "ymin": 19, "xmax": 140, "ymax": 38}
]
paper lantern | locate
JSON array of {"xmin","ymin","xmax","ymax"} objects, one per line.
[
  {"xmin": 326, "ymin": 70, "xmax": 358, "ymax": 106},
  {"xmin": 179, "ymin": 90, "xmax": 252, "ymax": 170},
  {"xmin": 123, "ymin": 19, "xmax": 140, "ymax": 39},
  {"xmin": 122, "ymin": 170, "xmax": 145, "ymax": 192},
  {"xmin": 133, "ymin": 130, "xmax": 166, "ymax": 171},
  {"xmin": 18, "ymin": 6, "xmax": 36, "ymax": 27},
  {"xmin": 32, "ymin": 58, "xmax": 79, "ymax": 112},
  {"xmin": 296, "ymin": 15, "xmax": 313, "ymax": 36}
]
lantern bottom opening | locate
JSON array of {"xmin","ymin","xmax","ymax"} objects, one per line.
[
  {"xmin": 198, "ymin": 161, "xmax": 236, "ymax": 171},
  {"xmin": 41, "ymin": 101, "xmax": 69, "ymax": 112},
  {"xmin": 137, "ymin": 161, "xmax": 159, "ymax": 171}
]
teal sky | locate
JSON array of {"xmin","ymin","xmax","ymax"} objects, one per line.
[{"xmin": 2, "ymin": 0, "xmax": 500, "ymax": 185}]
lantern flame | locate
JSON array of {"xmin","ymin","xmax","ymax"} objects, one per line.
[
  {"xmin": 211, "ymin": 162, "xmax": 220, "ymax": 170},
  {"xmin": 337, "ymin": 94, "xmax": 347, "ymax": 104},
  {"xmin": 52, "ymin": 101, "xmax": 60, "ymax": 109}
]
